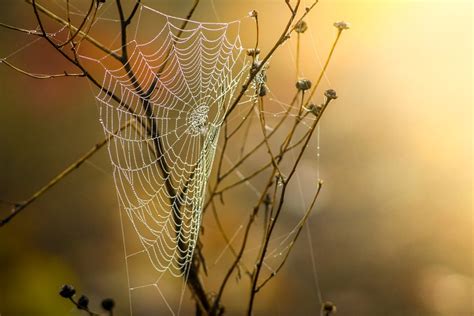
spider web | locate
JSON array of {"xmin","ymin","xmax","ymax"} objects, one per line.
[
  {"xmin": 0, "ymin": 0, "xmax": 335, "ymax": 314},
  {"xmin": 78, "ymin": 5, "xmax": 250, "ymax": 278}
]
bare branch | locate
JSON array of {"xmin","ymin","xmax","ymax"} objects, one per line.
[
  {"xmin": 0, "ymin": 59, "xmax": 84, "ymax": 79},
  {"xmin": 0, "ymin": 120, "xmax": 133, "ymax": 227},
  {"xmin": 25, "ymin": 0, "xmax": 121, "ymax": 61},
  {"xmin": 247, "ymin": 92, "xmax": 336, "ymax": 314},
  {"xmin": 0, "ymin": 22, "xmax": 42, "ymax": 36},
  {"xmin": 57, "ymin": 0, "xmax": 96, "ymax": 48},
  {"xmin": 256, "ymin": 180, "xmax": 323, "ymax": 291}
]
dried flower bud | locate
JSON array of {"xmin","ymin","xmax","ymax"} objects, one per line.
[
  {"xmin": 295, "ymin": 20, "xmax": 308, "ymax": 33},
  {"xmin": 306, "ymin": 103, "xmax": 323, "ymax": 116},
  {"xmin": 333, "ymin": 21, "xmax": 350, "ymax": 31},
  {"xmin": 322, "ymin": 301, "xmax": 337, "ymax": 314},
  {"xmin": 246, "ymin": 48, "xmax": 260, "ymax": 57},
  {"xmin": 77, "ymin": 295, "xmax": 89, "ymax": 310},
  {"xmin": 101, "ymin": 298, "xmax": 115, "ymax": 311},
  {"xmin": 296, "ymin": 79, "xmax": 312, "ymax": 91},
  {"xmin": 59, "ymin": 284, "xmax": 76, "ymax": 298},
  {"xmin": 324, "ymin": 89, "xmax": 337, "ymax": 100},
  {"xmin": 248, "ymin": 10, "xmax": 258, "ymax": 18}
]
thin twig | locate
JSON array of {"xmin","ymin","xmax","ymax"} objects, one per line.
[
  {"xmin": 57, "ymin": 0, "xmax": 96, "ymax": 48},
  {"xmin": 296, "ymin": 32, "xmax": 301, "ymax": 79},
  {"xmin": 224, "ymin": 0, "xmax": 313, "ymax": 120},
  {"xmin": 210, "ymin": 169, "xmax": 277, "ymax": 314},
  {"xmin": 304, "ymin": 28, "xmax": 343, "ymax": 106},
  {"xmin": 0, "ymin": 22, "xmax": 42, "ymax": 35},
  {"xmin": 256, "ymin": 180, "xmax": 323, "ymax": 291},
  {"xmin": 0, "ymin": 59, "xmax": 84, "ymax": 79},
  {"xmin": 257, "ymin": 96, "xmax": 284, "ymax": 177},
  {"xmin": 0, "ymin": 120, "xmax": 132, "ymax": 227},
  {"xmin": 25, "ymin": 0, "xmax": 121, "ymax": 61},
  {"xmin": 247, "ymin": 94, "xmax": 335, "ymax": 314}
]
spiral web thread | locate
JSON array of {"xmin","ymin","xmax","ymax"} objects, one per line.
[{"xmin": 85, "ymin": 5, "xmax": 250, "ymax": 277}]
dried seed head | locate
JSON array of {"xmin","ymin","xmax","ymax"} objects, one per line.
[
  {"xmin": 324, "ymin": 89, "xmax": 338, "ymax": 100},
  {"xmin": 246, "ymin": 48, "xmax": 261, "ymax": 57},
  {"xmin": 307, "ymin": 103, "xmax": 316, "ymax": 110},
  {"xmin": 248, "ymin": 10, "xmax": 258, "ymax": 18},
  {"xmin": 296, "ymin": 79, "xmax": 312, "ymax": 91},
  {"xmin": 322, "ymin": 301, "xmax": 337, "ymax": 314},
  {"xmin": 59, "ymin": 284, "xmax": 76, "ymax": 298},
  {"xmin": 77, "ymin": 295, "xmax": 89, "ymax": 310},
  {"xmin": 333, "ymin": 21, "xmax": 350, "ymax": 31},
  {"xmin": 306, "ymin": 103, "xmax": 323, "ymax": 116},
  {"xmin": 295, "ymin": 20, "xmax": 308, "ymax": 33},
  {"xmin": 101, "ymin": 298, "xmax": 115, "ymax": 311}
]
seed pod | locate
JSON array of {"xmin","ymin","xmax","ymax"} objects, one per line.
[
  {"xmin": 306, "ymin": 103, "xmax": 323, "ymax": 116},
  {"xmin": 333, "ymin": 21, "xmax": 350, "ymax": 31},
  {"xmin": 59, "ymin": 285, "xmax": 76, "ymax": 298},
  {"xmin": 246, "ymin": 48, "xmax": 260, "ymax": 57},
  {"xmin": 101, "ymin": 298, "xmax": 115, "ymax": 311},
  {"xmin": 248, "ymin": 10, "xmax": 258, "ymax": 18},
  {"xmin": 321, "ymin": 301, "xmax": 337, "ymax": 314},
  {"xmin": 295, "ymin": 20, "xmax": 308, "ymax": 33},
  {"xmin": 296, "ymin": 79, "xmax": 312, "ymax": 91},
  {"xmin": 77, "ymin": 295, "xmax": 89, "ymax": 310},
  {"xmin": 324, "ymin": 89, "xmax": 338, "ymax": 100}
]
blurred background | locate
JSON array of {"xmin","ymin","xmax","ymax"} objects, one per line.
[{"xmin": 0, "ymin": 0, "xmax": 472, "ymax": 315}]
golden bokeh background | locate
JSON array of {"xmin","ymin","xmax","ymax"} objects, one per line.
[{"xmin": 0, "ymin": 0, "xmax": 472, "ymax": 315}]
